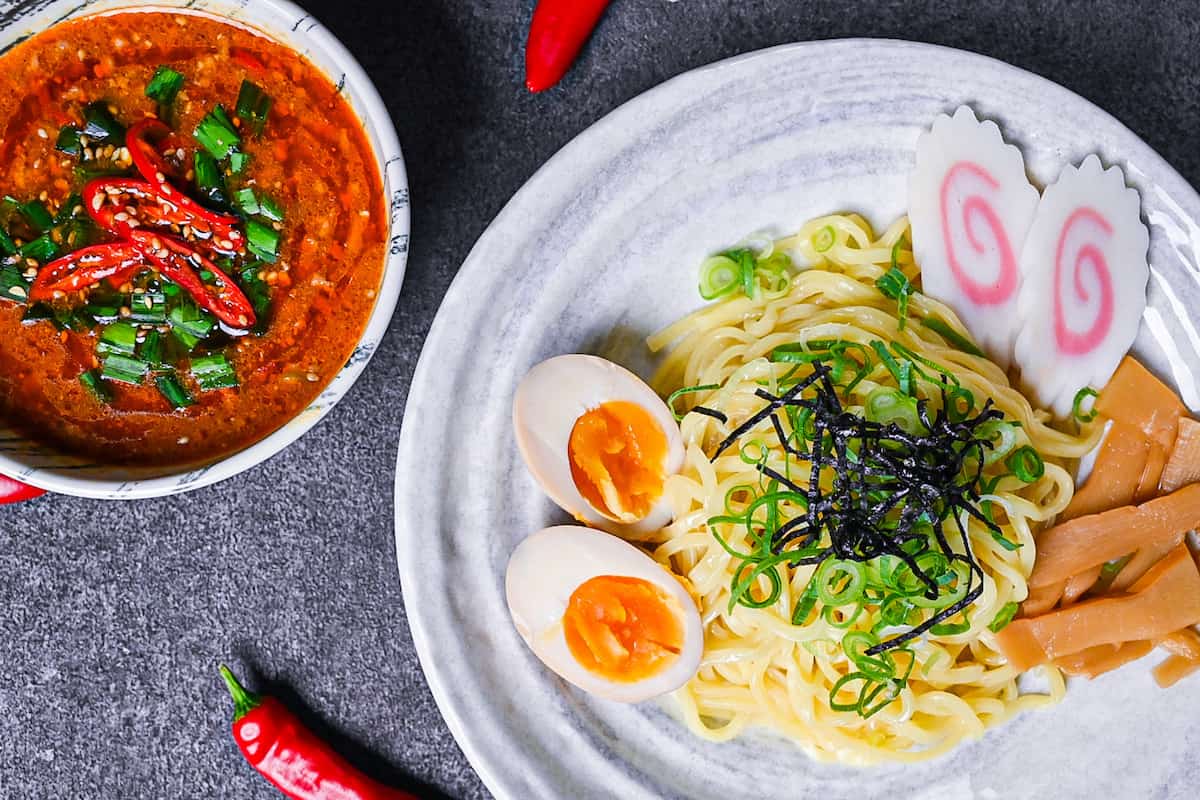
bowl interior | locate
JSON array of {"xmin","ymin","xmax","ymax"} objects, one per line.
[{"xmin": 0, "ymin": 0, "xmax": 409, "ymax": 498}]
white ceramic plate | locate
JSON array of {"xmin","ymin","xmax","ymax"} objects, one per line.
[
  {"xmin": 0, "ymin": 0, "xmax": 409, "ymax": 498},
  {"xmin": 396, "ymin": 40, "xmax": 1200, "ymax": 800}
]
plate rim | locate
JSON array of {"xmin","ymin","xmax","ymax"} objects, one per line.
[{"xmin": 394, "ymin": 37, "xmax": 1200, "ymax": 799}]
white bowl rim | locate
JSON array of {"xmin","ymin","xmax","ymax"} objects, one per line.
[{"xmin": 0, "ymin": 0, "xmax": 410, "ymax": 499}]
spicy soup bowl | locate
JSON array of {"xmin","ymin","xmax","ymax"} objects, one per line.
[{"xmin": 0, "ymin": 0, "xmax": 409, "ymax": 499}]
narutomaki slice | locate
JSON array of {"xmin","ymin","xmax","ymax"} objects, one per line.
[
  {"xmin": 1160, "ymin": 417, "xmax": 1200, "ymax": 494},
  {"xmin": 1028, "ymin": 483, "xmax": 1200, "ymax": 589},
  {"xmin": 998, "ymin": 545, "xmax": 1200, "ymax": 671},
  {"xmin": 1056, "ymin": 640, "xmax": 1153, "ymax": 679}
]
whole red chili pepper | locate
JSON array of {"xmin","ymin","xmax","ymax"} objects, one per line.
[
  {"xmin": 525, "ymin": 0, "xmax": 613, "ymax": 92},
  {"xmin": 220, "ymin": 666, "xmax": 418, "ymax": 800}
]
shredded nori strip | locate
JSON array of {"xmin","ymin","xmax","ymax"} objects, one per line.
[
  {"xmin": 710, "ymin": 360, "xmax": 1009, "ymax": 655},
  {"xmin": 692, "ymin": 406, "xmax": 728, "ymax": 423}
]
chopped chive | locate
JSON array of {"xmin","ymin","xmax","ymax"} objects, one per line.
[
  {"xmin": 79, "ymin": 369, "xmax": 112, "ymax": 402},
  {"xmin": 190, "ymin": 353, "xmax": 237, "ymax": 390},
  {"xmin": 20, "ymin": 201, "xmax": 54, "ymax": 233},
  {"xmin": 234, "ymin": 187, "xmax": 260, "ymax": 216},
  {"xmin": 19, "ymin": 235, "xmax": 58, "ymax": 263},
  {"xmin": 229, "ymin": 151, "xmax": 251, "ymax": 175},
  {"xmin": 0, "ymin": 264, "xmax": 29, "ymax": 304},
  {"xmin": 145, "ymin": 66, "xmax": 185, "ymax": 119},
  {"xmin": 245, "ymin": 218, "xmax": 280, "ymax": 263},
  {"xmin": 0, "ymin": 228, "xmax": 17, "ymax": 257},
  {"xmin": 234, "ymin": 80, "xmax": 272, "ymax": 136},
  {"xmin": 128, "ymin": 291, "xmax": 167, "ymax": 324},
  {"xmin": 54, "ymin": 194, "xmax": 83, "ymax": 224},
  {"xmin": 82, "ymin": 101, "xmax": 126, "ymax": 143},
  {"xmin": 168, "ymin": 302, "xmax": 214, "ymax": 343},
  {"xmin": 138, "ymin": 330, "xmax": 165, "ymax": 366},
  {"xmin": 1005, "ymin": 446, "xmax": 1045, "ymax": 483},
  {"xmin": 666, "ymin": 383, "xmax": 721, "ymax": 421},
  {"xmin": 55, "ymin": 125, "xmax": 82, "ymax": 156},
  {"xmin": 101, "ymin": 354, "xmax": 149, "ymax": 385},
  {"xmin": 257, "ymin": 194, "xmax": 284, "ymax": 223},
  {"xmin": 194, "ymin": 105, "xmax": 240, "ymax": 160},
  {"xmin": 98, "ymin": 321, "xmax": 139, "ymax": 356},
  {"xmin": 698, "ymin": 254, "xmax": 741, "ymax": 301},
  {"xmin": 156, "ymin": 372, "xmax": 194, "ymax": 408}
]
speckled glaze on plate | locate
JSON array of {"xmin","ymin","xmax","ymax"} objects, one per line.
[
  {"xmin": 396, "ymin": 40, "xmax": 1200, "ymax": 800},
  {"xmin": 0, "ymin": 0, "xmax": 409, "ymax": 499}
]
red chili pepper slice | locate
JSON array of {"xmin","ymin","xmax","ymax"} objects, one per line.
[
  {"xmin": 525, "ymin": 0, "xmax": 612, "ymax": 92},
  {"xmin": 220, "ymin": 666, "xmax": 418, "ymax": 800},
  {"xmin": 82, "ymin": 178, "xmax": 243, "ymax": 258},
  {"xmin": 0, "ymin": 474, "xmax": 46, "ymax": 504},
  {"xmin": 129, "ymin": 229, "xmax": 255, "ymax": 328},
  {"xmin": 29, "ymin": 242, "xmax": 145, "ymax": 301},
  {"xmin": 123, "ymin": 123, "xmax": 245, "ymax": 251}
]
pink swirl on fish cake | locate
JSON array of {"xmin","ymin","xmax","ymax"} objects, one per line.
[
  {"xmin": 1052, "ymin": 207, "xmax": 1114, "ymax": 355},
  {"xmin": 939, "ymin": 161, "xmax": 1020, "ymax": 306}
]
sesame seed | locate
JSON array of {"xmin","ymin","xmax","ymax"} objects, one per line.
[
  {"xmin": 8, "ymin": 286, "xmax": 26, "ymax": 299},
  {"xmin": 177, "ymin": 437, "xmax": 189, "ymax": 445},
  {"xmin": 155, "ymin": 172, "xmax": 165, "ymax": 183},
  {"xmin": 306, "ymin": 372, "xmax": 319, "ymax": 382},
  {"xmin": 36, "ymin": 128, "xmax": 47, "ymax": 139},
  {"xmin": 218, "ymin": 239, "xmax": 233, "ymax": 250},
  {"xmin": 366, "ymin": 289, "xmax": 376, "ymax": 299},
  {"xmin": 24, "ymin": 259, "xmax": 37, "ymax": 268},
  {"xmin": 119, "ymin": 306, "xmax": 131, "ymax": 318},
  {"xmin": 79, "ymin": 135, "xmax": 90, "ymax": 147},
  {"xmin": 32, "ymin": 160, "xmax": 40, "ymax": 170},
  {"xmin": 114, "ymin": 212, "xmax": 129, "ymax": 222}
]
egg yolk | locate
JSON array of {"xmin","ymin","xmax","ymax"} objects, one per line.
[
  {"xmin": 568, "ymin": 401, "xmax": 667, "ymax": 523},
  {"xmin": 562, "ymin": 575, "xmax": 684, "ymax": 683}
]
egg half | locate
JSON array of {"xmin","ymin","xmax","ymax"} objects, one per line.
[
  {"xmin": 513, "ymin": 354, "xmax": 685, "ymax": 536},
  {"xmin": 505, "ymin": 525, "xmax": 703, "ymax": 703}
]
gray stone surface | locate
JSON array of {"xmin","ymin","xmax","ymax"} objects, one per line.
[{"xmin": 1, "ymin": 1, "xmax": 1198, "ymax": 798}]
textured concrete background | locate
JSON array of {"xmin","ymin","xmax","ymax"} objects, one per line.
[{"xmin": 2, "ymin": 1, "xmax": 1199, "ymax": 798}]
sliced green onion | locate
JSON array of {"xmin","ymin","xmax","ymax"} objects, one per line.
[
  {"xmin": 101, "ymin": 353, "xmax": 149, "ymax": 385},
  {"xmin": 82, "ymin": 101, "xmax": 126, "ymax": 143},
  {"xmin": 698, "ymin": 254, "xmax": 740, "ymax": 301},
  {"xmin": 0, "ymin": 227, "xmax": 17, "ymax": 257},
  {"xmin": 168, "ymin": 302, "xmax": 214, "ymax": 344},
  {"xmin": 864, "ymin": 386, "xmax": 923, "ymax": 435},
  {"xmin": 79, "ymin": 369, "xmax": 111, "ymax": 402},
  {"xmin": 84, "ymin": 301, "xmax": 122, "ymax": 322},
  {"xmin": 98, "ymin": 321, "xmax": 138, "ymax": 356},
  {"xmin": 1006, "ymin": 445, "xmax": 1045, "ymax": 483},
  {"xmin": 194, "ymin": 105, "xmax": 240, "ymax": 160},
  {"xmin": 813, "ymin": 225, "xmax": 836, "ymax": 253},
  {"xmin": 931, "ymin": 609, "xmax": 972, "ymax": 636},
  {"xmin": 987, "ymin": 601, "xmax": 1020, "ymax": 633},
  {"xmin": 870, "ymin": 339, "xmax": 913, "ymax": 397},
  {"xmin": 190, "ymin": 353, "xmax": 238, "ymax": 390},
  {"xmin": 791, "ymin": 580, "xmax": 819, "ymax": 625},
  {"xmin": 235, "ymin": 80, "xmax": 273, "ymax": 136},
  {"xmin": 814, "ymin": 558, "xmax": 866, "ymax": 606},
  {"xmin": 842, "ymin": 631, "xmax": 896, "ymax": 682},
  {"xmin": 19, "ymin": 234, "xmax": 58, "ymax": 263},
  {"xmin": 875, "ymin": 266, "xmax": 913, "ymax": 331},
  {"xmin": 156, "ymin": 373, "xmax": 194, "ymax": 408},
  {"xmin": 245, "ymin": 218, "xmax": 280, "ymax": 263},
  {"xmin": 920, "ymin": 316, "xmax": 985, "ymax": 357},
  {"xmin": 666, "ymin": 383, "xmax": 720, "ymax": 421},
  {"xmin": 138, "ymin": 330, "xmax": 165, "ymax": 367},
  {"xmin": 1072, "ymin": 387, "xmax": 1099, "ymax": 423},
  {"xmin": 979, "ymin": 420, "xmax": 1019, "ymax": 466},
  {"xmin": 0, "ymin": 264, "xmax": 29, "ymax": 303},
  {"xmin": 145, "ymin": 66, "xmax": 185, "ymax": 119},
  {"xmin": 990, "ymin": 527, "xmax": 1022, "ymax": 552},
  {"xmin": 55, "ymin": 125, "xmax": 82, "ymax": 156}
]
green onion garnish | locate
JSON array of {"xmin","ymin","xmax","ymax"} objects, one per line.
[
  {"xmin": 1005, "ymin": 445, "xmax": 1045, "ymax": 483},
  {"xmin": 813, "ymin": 225, "xmax": 836, "ymax": 253},
  {"xmin": 156, "ymin": 372, "xmax": 194, "ymax": 408},
  {"xmin": 1072, "ymin": 387, "xmax": 1099, "ymax": 423},
  {"xmin": 234, "ymin": 187, "xmax": 260, "ymax": 216},
  {"xmin": 0, "ymin": 264, "xmax": 29, "ymax": 304},
  {"xmin": 19, "ymin": 235, "xmax": 58, "ymax": 263},
  {"xmin": 698, "ymin": 254, "xmax": 741, "ymax": 301},
  {"xmin": 145, "ymin": 66, "xmax": 185, "ymax": 119},
  {"xmin": 98, "ymin": 321, "xmax": 139, "ymax": 356},
  {"xmin": 55, "ymin": 125, "xmax": 82, "ymax": 156},
  {"xmin": 666, "ymin": 383, "xmax": 720, "ymax": 421},
  {"xmin": 235, "ymin": 80, "xmax": 273, "ymax": 137},
  {"xmin": 870, "ymin": 339, "xmax": 912, "ymax": 396},
  {"xmin": 82, "ymin": 101, "xmax": 126, "ymax": 143},
  {"xmin": 864, "ymin": 386, "xmax": 923, "ymax": 434},
  {"xmin": 138, "ymin": 330, "xmax": 165, "ymax": 367},
  {"xmin": 987, "ymin": 602, "xmax": 1019, "ymax": 633},
  {"xmin": 920, "ymin": 316, "xmax": 985, "ymax": 357},
  {"xmin": 0, "ymin": 227, "xmax": 17, "ymax": 257},
  {"xmin": 101, "ymin": 354, "xmax": 149, "ymax": 385},
  {"xmin": 79, "ymin": 369, "xmax": 112, "ymax": 403},
  {"xmin": 190, "ymin": 353, "xmax": 238, "ymax": 390},
  {"xmin": 229, "ymin": 151, "xmax": 251, "ymax": 175},
  {"xmin": 875, "ymin": 266, "xmax": 913, "ymax": 331},
  {"xmin": 168, "ymin": 302, "xmax": 214, "ymax": 348},
  {"xmin": 815, "ymin": 559, "xmax": 866, "ymax": 606},
  {"xmin": 258, "ymin": 194, "xmax": 284, "ymax": 223},
  {"xmin": 194, "ymin": 105, "xmax": 241, "ymax": 160},
  {"xmin": 245, "ymin": 218, "xmax": 280, "ymax": 263}
]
